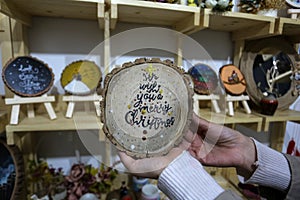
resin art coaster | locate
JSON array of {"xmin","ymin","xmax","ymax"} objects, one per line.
[
  {"xmin": 61, "ymin": 60, "xmax": 102, "ymax": 95},
  {"xmin": 101, "ymin": 58, "xmax": 194, "ymax": 158},
  {"xmin": 219, "ymin": 64, "xmax": 247, "ymax": 95},
  {"xmin": 2, "ymin": 56, "xmax": 54, "ymax": 97},
  {"xmin": 188, "ymin": 63, "xmax": 219, "ymax": 95}
]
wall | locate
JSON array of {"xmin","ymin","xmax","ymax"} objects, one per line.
[{"xmin": 15, "ymin": 16, "xmax": 233, "ymax": 172}]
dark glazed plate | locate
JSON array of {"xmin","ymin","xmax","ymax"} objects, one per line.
[{"xmin": 2, "ymin": 56, "xmax": 54, "ymax": 97}]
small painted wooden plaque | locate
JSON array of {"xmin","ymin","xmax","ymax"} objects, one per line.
[
  {"xmin": 219, "ymin": 64, "xmax": 247, "ymax": 95},
  {"xmin": 188, "ymin": 63, "xmax": 219, "ymax": 95},
  {"xmin": 60, "ymin": 60, "xmax": 102, "ymax": 95},
  {"xmin": 101, "ymin": 58, "xmax": 194, "ymax": 158},
  {"xmin": 2, "ymin": 56, "xmax": 54, "ymax": 97}
]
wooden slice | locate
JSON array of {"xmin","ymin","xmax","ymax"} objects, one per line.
[
  {"xmin": 2, "ymin": 56, "xmax": 54, "ymax": 97},
  {"xmin": 219, "ymin": 64, "xmax": 246, "ymax": 96},
  {"xmin": 0, "ymin": 139, "xmax": 25, "ymax": 200},
  {"xmin": 286, "ymin": 0, "xmax": 300, "ymax": 8},
  {"xmin": 101, "ymin": 58, "xmax": 194, "ymax": 158},
  {"xmin": 188, "ymin": 63, "xmax": 219, "ymax": 95},
  {"xmin": 60, "ymin": 60, "xmax": 102, "ymax": 95}
]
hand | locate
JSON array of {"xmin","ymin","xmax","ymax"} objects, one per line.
[
  {"xmin": 119, "ymin": 126, "xmax": 195, "ymax": 179},
  {"xmin": 188, "ymin": 113, "xmax": 257, "ymax": 179}
]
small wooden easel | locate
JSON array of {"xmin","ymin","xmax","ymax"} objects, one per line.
[
  {"xmin": 5, "ymin": 94, "xmax": 57, "ymax": 125},
  {"xmin": 226, "ymin": 94, "xmax": 251, "ymax": 116},
  {"xmin": 288, "ymin": 9, "xmax": 300, "ymax": 19},
  {"xmin": 193, "ymin": 94, "xmax": 221, "ymax": 114},
  {"xmin": 62, "ymin": 93, "xmax": 102, "ymax": 118}
]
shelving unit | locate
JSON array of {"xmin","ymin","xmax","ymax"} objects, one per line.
[{"xmin": 1, "ymin": 2, "xmax": 300, "ymax": 198}]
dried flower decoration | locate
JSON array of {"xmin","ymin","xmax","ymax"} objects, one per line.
[
  {"xmin": 28, "ymin": 160, "xmax": 119, "ymax": 200},
  {"xmin": 261, "ymin": 0, "xmax": 286, "ymax": 10},
  {"xmin": 201, "ymin": 0, "xmax": 234, "ymax": 12},
  {"xmin": 239, "ymin": 0, "xmax": 263, "ymax": 13}
]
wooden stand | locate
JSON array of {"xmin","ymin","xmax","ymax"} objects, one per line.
[
  {"xmin": 5, "ymin": 94, "xmax": 57, "ymax": 125},
  {"xmin": 288, "ymin": 9, "xmax": 300, "ymax": 19},
  {"xmin": 63, "ymin": 93, "xmax": 102, "ymax": 118},
  {"xmin": 193, "ymin": 94, "xmax": 221, "ymax": 114},
  {"xmin": 226, "ymin": 94, "xmax": 251, "ymax": 116}
]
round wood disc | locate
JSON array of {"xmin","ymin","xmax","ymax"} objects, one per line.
[
  {"xmin": 60, "ymin": 60, "xmax": 102, "ymax": 95},
  {"xmin": 240, "ymin": 37, "xmax": 298, "ymax": 110},
  {"xmin": 286, "ymin": 0, "xmax": 300, "ymax": 8},
  {"xmin": 101, "ymin": 58, "xmax": 194, "ymax": 158},
  {"xmin": 2, "ymin": 56, "xmax": 54, "ymax": 97},
  {"xmin": 219, "ymin": 64, "xmax": 246, "ymax": 95},
  {"xmin": 0, "ymin": 139, "xmax": 25, "ymax": 200},
  {"xmin": 188, "ymin": 63, "xmax": 219, "ymax": 95}
]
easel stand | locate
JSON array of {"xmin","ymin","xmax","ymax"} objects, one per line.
[
  {"xmin": 5, "ymin": 94, "xmax": 57, "ymax": 125},
  {"xmin": 288, "ymin": 9, "xmax": 300, "ymax": 19},
  {"xmin": 193, "ymin": 94, "xmax": 221, "ymax": 114},
  {"xmin": 63, "ymin": 93, "xmax": 103, "ymax": 118},
  {"xmin": 226, "ymin": 94, "xmax": 251, "ymax": 116}
]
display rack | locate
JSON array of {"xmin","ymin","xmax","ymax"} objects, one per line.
[
  {"xmin": 225, "ymin": 94, "xmax": 251, "ymax": 117},
  {"xmin": 5, "ymin": 94, "xmax": 57, "ymax": 125},
  {"xmin": 193, "ymin": 94, "xmax": 221, "ymax": 114},
  {"xmin": 62, "ymin": 94, "xmax": 102, "ymax": 118}
]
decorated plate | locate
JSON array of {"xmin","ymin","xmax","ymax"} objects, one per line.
[
  {"xmin": 188, "ymin": 63, "xmax": 219, "ymax": 95},
  {"xmin": 101, "ymin": 58, "xmax": 194, "ymax": 158},
  {"xmin": 286, "ymin": 0, "xmax": 300, "ymax": 8},
  {"xmin": 60, "ymin": 60, "xmax": 102, "ymax": 95},
  {"xmin": 2, "ymin": 56, "xmax": 54, "ymax": 97},
  {"xmin": 219, "ymin": 64, "xmax": 247, "ymax": 95}
]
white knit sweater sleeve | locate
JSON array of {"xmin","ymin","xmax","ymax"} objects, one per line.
[
  {"xmin": 244, "ymin": 139, "xmax": 291, "ymax": 191},
  {"xmin": 158, "ymin": 151, "xmax": 224, "ymax": 200}
]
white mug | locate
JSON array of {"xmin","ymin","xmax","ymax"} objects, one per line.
[{"xmin": 141, "ymin": 184, "xmax": 160, "ymax": 200}]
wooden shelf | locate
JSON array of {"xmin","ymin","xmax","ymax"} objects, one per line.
[
  {"xmin": 6, "ymin": 111, "xmax": 104, "ymax": 145},
  {"xmin": 200, "ymin": 8, "xmax": 276, "ymax": 40},
  {"xmin": 275, "ymin": 17, "xmax": 300, "ymax": 43},
  {"xmin": 3, "ymin": 0, "xmax": 105, "ymax": 27},
  {"xmin": 253, "ymin": 109, "xmax": 300, "ymax": 132},
  {"xmin": 109, "ymin": 0, "xmax": 200, "ymax": 33},
  {"xmin": 198, "ymin": 108, "xmax": 263, "ymax": 132}
]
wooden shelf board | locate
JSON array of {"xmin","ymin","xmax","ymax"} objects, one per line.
[
  {"xmin": 6, "ymin": 111, "xmax": 104, "ymax": 144},
  {"xmin": 276, "ymin": 17, "xmax": 300, "ymax": 42},
  {"xmin": 110, "ymin": 0, "xmax": 200, "ymax": 33},
  {"xmin": 201, "ymin": 9, "xmax": 276, "ymax": 40},
  {"xmin": 6, "ymin": 0, "xmax": 103, "ymax": 25},
  {"xmin": 0, "ymin": 110, "xmax": 8, "ymax": 134},
  {"xmin": 253, "ymin": 109, "xmax": 300, "ymax": 132},
  {"xmin": 198, "ymin": 108, "xmax": 263, "ymax": 131}
]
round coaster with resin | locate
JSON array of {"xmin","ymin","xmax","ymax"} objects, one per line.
[
  {"xmin": 61, "ymin": 60, "xmax": 102, "ymax": 95},
  {"xmin": 101, "ymin": 58, "xmax": 194, "ymax": 158}
]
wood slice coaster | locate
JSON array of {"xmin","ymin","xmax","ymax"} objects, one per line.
[
  {"xmin": 2, "ymin": 56, "xmax": 54, "ymax": 97},
  {"xmin": 60, "ymin": 60, "xmax": 102, "ymax": 95},
  {"xmin": 101, "ymin": 58, "xmax": 194, "ymax": 158},
  {"xmin": 188, "ymin": 63, "xmax": 219, "ymax": 95},
  {"xmin": 219, "ymin": 64, "xmax": 247, "ymax": 96},
  {"xmin": 0, "ymin": 139, "xmax": 25, "ymax": 200}
]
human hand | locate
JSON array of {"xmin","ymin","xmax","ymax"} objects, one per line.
[
  {"xmin": 118, "ymin": 126, "xmax": 195, "ymax": 179},
  {"xmin": 188, "ymin": 113, "xmax": 257, "ymax": 179}
]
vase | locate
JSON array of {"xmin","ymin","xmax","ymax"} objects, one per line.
[{"xmin": 260, "ymin": 93, "xmax": 278, "ymax": 116}]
